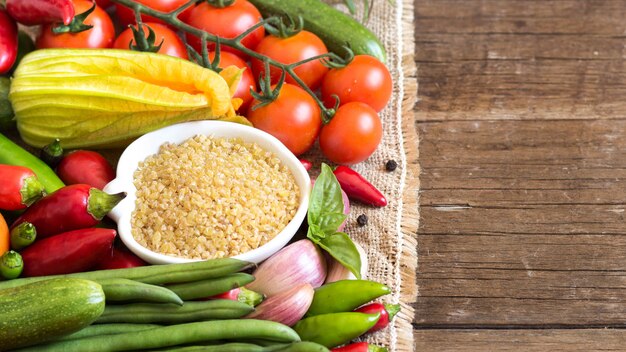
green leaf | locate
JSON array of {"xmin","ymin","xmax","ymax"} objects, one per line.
[
  {"xmin": 307, "ymin": 223, "xmax": 325, "ymax": 241},
  {"xmin": 318, "ymin": 233, "xmax": 362, "ymax": 279},
  {"xmin": 318, "ymin": 212, "xmax": 347, "ymax": 237},
  {"xmin": 307, "ymin": 163, "xmax": 344, "ymax": 226}
]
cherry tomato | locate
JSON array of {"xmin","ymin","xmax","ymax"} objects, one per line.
[
  {"xmin": 319, "ymin": 102, "xmax": 382, "ymax": 165},
  {"xmin": 184, "ymin": 0, "xmax": 264, "ymax": 57},
  {"xmin": 208, "ymin": 51, "xmax": 256, "ymax": 111},
  {"xmin": 247, "ymin": 83, "xmax": 321, "ymax": 156},
  {"xmin": 114, "ymin": 22, "xmax": 187, "ymax": 59},
  {"xmin": 251, "ymin": 31, "xmax": 329, "ymax": 89},
  {"xmin": 37, "ymin": 0, "xmax": 114, "ymax": 49},
  {"xmin": 321, "ymin": 55, "xmax": 393, "ymax": 112},
  {"xmin": 115, "ymin": 0, "xmax": 194, "ymax": 27},
  {"xmin": 95, "ymin": 0, "xmax": 112, "ymax": 9}
]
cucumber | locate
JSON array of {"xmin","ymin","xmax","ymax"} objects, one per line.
[
  {"xmin": 0, "ymin": 76, "xmax": 14, "ymax": 131},
  {"xmin": 248, "ymin": 0, "xmax": 386, "ymax": 62},
  {"xmin": 0, "ymin": 278, "xmax": 106, "ymax": 351}
]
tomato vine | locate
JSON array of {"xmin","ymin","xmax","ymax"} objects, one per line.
[{"xmin": 108, "ymin": 0, "xmax": 352, "ymax": 122}]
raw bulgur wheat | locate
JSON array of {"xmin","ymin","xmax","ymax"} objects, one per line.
[{"xmin": 131, "ymin": 135, "xmax": 300, "ymax": 260}]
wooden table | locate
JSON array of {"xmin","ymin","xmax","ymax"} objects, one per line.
[{"xmin": 412, "ymin": 0, "xmax": 626, "ymax": 350}]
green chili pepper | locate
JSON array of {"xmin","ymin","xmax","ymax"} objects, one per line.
[
  {"xmin": 0, "ymin": 133, "xmax": 65, "ymax": 193},
  {"xmin": 293, "ymin": 312, "xmax": 380, "ymax": 348},
  {"xmin": 10, "ymin": 221, "xmax": 36, "ymax": 250},
  {"xmin": 305, "ymin": 280, "xmax": 390, "ymax": 317},
  {"xmin": 0, "ymin": 250, "xmax": 24, "ymax": 279}
]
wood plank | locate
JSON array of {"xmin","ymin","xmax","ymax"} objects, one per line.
[
  {"xmin": 415, "ymin": 0, "xmax": 626, "ymax": 121},
  {"xmin": 415, "ymin": 329, "xmax": 626, "ymax": 351},
  {"xmin": 417, "ymin": 119, "xmax": 626, "ymax": 326}
]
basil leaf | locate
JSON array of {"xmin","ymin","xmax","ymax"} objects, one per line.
[
  {"xmin": 307, "ymin": 223, "xmax": 325, "ymax": 241},
  {"xmin": 307, "ymin": 163, "xmax": 344, "ymax": 226},
  {"xmin": 318, "ymin": 232, "xmax": 362, "ymax": 279},
  {"xmin": 318, "ymin": 212, "xmax": 347, "ymax": 237}
]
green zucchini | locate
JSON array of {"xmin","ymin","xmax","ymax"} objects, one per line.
[
  {"xmin": 0, "ymin": 77, "xmax": 14, "ymax": 131},
  {"xmin": 248, "ymin": 0, "xmax": 386, "ymax": 62},
  {"xmin": 0, "ymin": 278, "xmax": 106, "ymax": 351}
]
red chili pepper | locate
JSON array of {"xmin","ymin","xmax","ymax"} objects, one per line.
[
  {"xmin": 332, "ymin": 342, "xmax": 388, "ymax": 352},
  {"xmin": 210, "ymin": 287, "xmax": 241, "ymax": 301},
  {"xmin": 95, "ymin": 245, "xmax": 147, "ymax": 270},
  {"xmin": 354, "ymin": 302, "xmax": 400, "ymax": 332},
  {"xmin": 333, "ymin": 166, "xmax": 387, "ymax": 207},
  {"xmin": 6, "ymin": 0, "xmax": 75, "ymax": 26},
  {"xmin": 0, "ymin": 9, "xmax": 18, "ymax": 75},
  {"xmin": 0, "ymin": 165, "xmax": 46, "ymax": 211},
  {"xmin": 300, "ymin": 159, "xmax": 313, "ymax": 171},
  {"xmin": 12, "ymin": 184, "xmax": 125, "ymax": 238},
  {"xmin": 57, "ymin": 150, "xmax": 116, "ymax": 190},
  {"xmin": 21, "ymin": 228, "xmax": 116, "ymax": 277}
]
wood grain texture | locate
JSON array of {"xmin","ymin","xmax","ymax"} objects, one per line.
[
  {"xmin": 415, "ymin": 329, "xmax": 626, "ymax": 351},
  {"xmin": 414, "ymin": 0, "xmax": 626, "ymax": 334}
]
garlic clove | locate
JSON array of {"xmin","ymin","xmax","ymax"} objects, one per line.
[
  {"xmin": 247, "ymin": 239, "xmax": 327, "ymax": 297},
  {"xmin": 246, "ymin": 283, "xmax": 314, "ymax": 326},
  {"xmin": 325, "ymin": 242, "xmax": 368, "ymax": 283}
]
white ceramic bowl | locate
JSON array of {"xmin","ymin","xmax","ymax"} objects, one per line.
[{"xmin": 103, "ymin": 120, "xmax": 311, "ymax": 265}]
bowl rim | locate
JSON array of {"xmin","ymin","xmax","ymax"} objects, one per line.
[{"xmin": 103, "ymin": 120, "xmax": 311, "ymax": 264}]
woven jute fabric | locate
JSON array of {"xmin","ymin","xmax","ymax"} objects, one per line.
[{"xmin": 313, "ymin": 2, "xmax": 418, "ymax": 351}]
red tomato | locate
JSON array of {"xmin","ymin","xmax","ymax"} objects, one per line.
[
  {"xmin": 319, "ymin": 102, "xmax": 382, "ymax": 165},
  {"xmin": 208, "ymin": 51, "xmax": 256, "ymax": 111},
  {"xmin": 251, "ymin": 31, "xmax": 329, "ymax": 89},
  {"xmin": 115, "ymin": 0, "xmax": 194, "ymax": 26},
  {"xmin": 247, "ymin": 83, "xmax": 321, "ymax": 156},
  {"xmin": 184, "ymin": 0, "xmax": 264, "ymax": 57},
  {"xmin": 37, "ymin": 0, "xmax": 114, "ymax": 49},
  {"xmin": 114, "ymin": 22, "xmax": 187, "ymax": 59},
  {"xmin": 95, "ymin": 0, "xmax": 112, "ymax": 9},
  {"xmin": 321, "ymin": 55, "xmax": 393, "ymax": 112}
]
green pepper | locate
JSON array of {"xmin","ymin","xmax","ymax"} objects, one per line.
[
  {"xmin": 305, "ymin": 280, "xmax": 390, "ymax": 317},
  {"xmin": 1, "ymin": 250, "xmax": 24, "ymax": 279},
  {"xmin": 10, "ymin": 221, "xmax": 36, "ymax": 250},
  {"xmin": 293, "ymin": 312, "xmax": 380, "ymax": 348},
  {"xmin": 0, "ymin": 133, "xmax": 65, "ymax": 193},
  {"xmin": 40, "ymin": 138, "xmax": 63, "ymax": 168}
]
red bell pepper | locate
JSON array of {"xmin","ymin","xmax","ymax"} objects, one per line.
[
  {"xmin": 96, "ymin": 245, "xmax": 147, "ymax": 270},
  {"xmin": 21, "ymin": 228, "xmax": 116, "ymax": 277},
  {"xmin": 6, "ymin": 0, "xmax": 75, "ymax": 26},
  {"xmin": 57, "ymin": 150, "xmax": 116, "ymax": 190},
  {"xmin": 333, "ymin": 166, "xmax": 387, "ymax": 207},
  {"xmin": 0, "ymin": 165, "xmax": 46, "ymax": 211},
  {"xmin": 332, "ymin": 342, "xmax": 387, "ymax": 352},
  {"xmin": 12, "ymin": 184, "xmax": 125, "ymax": 238},
  {"xmin": 354, "ymin": 302, "xmax": 400, "ymax": 332},
  {"xmin": 0, "ymin": 9, "xmax": 18, "ymax": 75}
]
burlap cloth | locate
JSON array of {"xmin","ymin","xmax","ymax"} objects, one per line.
[
  {"xmin": 17, "ymin": 1, "xmax": 418, "ymax": 350},
  {"xmin": 309, "ymin": 2, "xmax": 418, "ymax": 351}
]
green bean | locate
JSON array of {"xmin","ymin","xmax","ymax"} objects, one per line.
[
  {"xmin": 0, "ymin": 258, "xmax": 253, "ymax": 290},
  {"xmin": 167, "ymin": 273, "xmax": 255, "ymax": 300},
  {"xmin": 271, "ymin": 342, "xmax": 330, "ymax": 352},
  {"xmin": 15, "ymin": 320, "xmax": 300, "ymax": 352},
  {"xmin": 152, "ymin": 342, "xmax": 329, "ymax": 352},
  {"xmin": 57, "ymin": 324, "xmax": 161, "ymax": 341},
  {"xmin": 96, "ymin": 300, "xmax": 254, "ymax": 324},
  {"xmin": 100, "ymin": 279, "xmax": 183, "ymax": 305},
  {"xmin": 151, "ymin": 343, "xmax": 267, "ymax": 352}
]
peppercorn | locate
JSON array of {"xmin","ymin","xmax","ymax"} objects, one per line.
[
  {"xmin": 385, "ymin": 159, "xmax": 398, "ymax": 172},
  {"xmin": 357, "ymin": 214, "xmax": 368, "ymax": 227}
]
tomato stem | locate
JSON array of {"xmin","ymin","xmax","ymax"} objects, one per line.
[{"xmin": 110, "ymin": 0, "xmax": 335, "ymax": 120}]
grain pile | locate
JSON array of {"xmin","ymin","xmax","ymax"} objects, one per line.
[{"xmin": 131, "ymin": 135, "xmax": 299, "ymax": 259}]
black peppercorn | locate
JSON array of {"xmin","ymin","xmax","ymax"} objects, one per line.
[
  {"xmin": 385, "ymin": 159, "xmax": 398, "ymax": 172},
  {"xmin": 357, "ymin": 214, "xmax": 368, "ymax": 227}
]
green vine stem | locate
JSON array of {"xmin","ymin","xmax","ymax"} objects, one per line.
[{"xmin": 107, "ymin": 0, "xmax": 343, "ymax": 121}]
